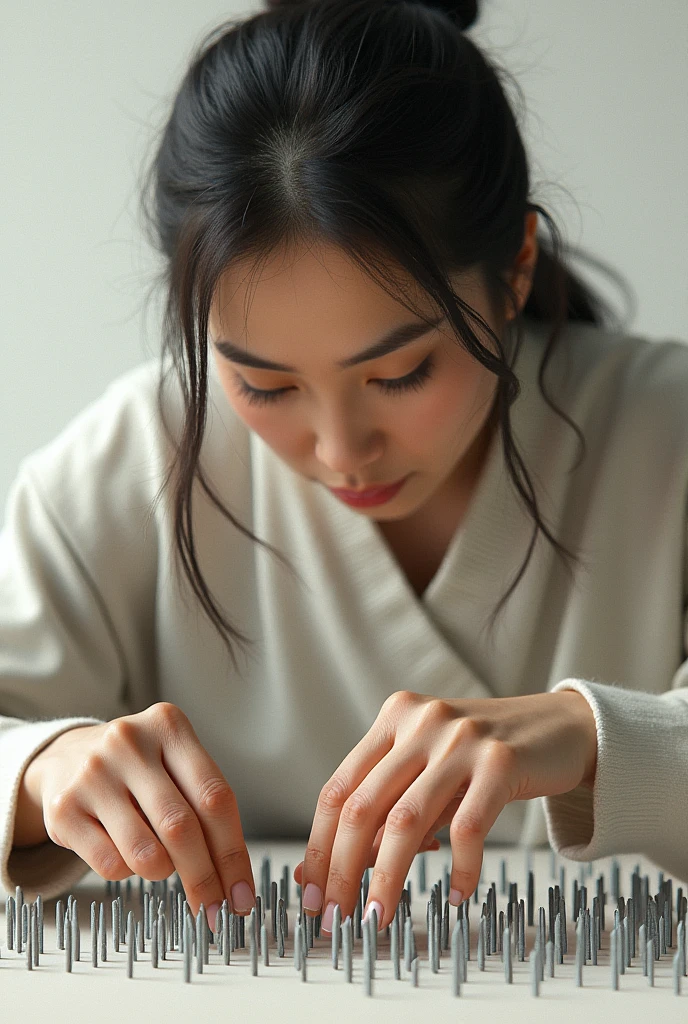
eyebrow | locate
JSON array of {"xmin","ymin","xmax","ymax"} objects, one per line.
[{"xmin": 212, "ymin": 314, "xmax": 445, "ymax": 372}]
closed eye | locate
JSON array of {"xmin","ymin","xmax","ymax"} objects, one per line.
[{"xmin": 233, "ymin": 353, "xmax": 436, "ymax": 408}]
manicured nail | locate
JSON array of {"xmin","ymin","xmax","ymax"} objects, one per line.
[
  {"xmin": 302, "ymin": 883, "xmax": 322, "ymax": 912},
  {"xmin": 449, "ymin": 888, "xmax": 464, "ymax": 906},
  {"xmin": 321, "ymin": 901, "xmax": 335, "ymax": 933},
  {"xmin": 231, "ymin": 881, "xmax": 255, "ymax": 913},
  {"xmin": 362, "ymin": 900, "xmax": 384, "ymax": 929}
]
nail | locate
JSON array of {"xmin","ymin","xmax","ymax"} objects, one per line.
[
  {"xmin": 302, "ymin": 883, "xmax": 322, "ymax": 913},
  {"xmin": 362, "ymin": 900, "xmax": 384, "ymax": 930},
  {"xmin": 231, "ymin": 881, "xmax": 255, "ymax": 914},
  {"xmin": 321, "ymin": 901, "xmax": 335, "ymax": 933},
  {"xmin": 449, "ymin": 888, "xmax": 464, "ymax": 906}
]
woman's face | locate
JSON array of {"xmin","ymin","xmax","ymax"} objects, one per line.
[{"xmin": 208, "ymin": 240, "xmax": 523, "ymax": 521}]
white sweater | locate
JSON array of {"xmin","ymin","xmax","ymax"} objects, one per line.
[{"xmin": 2, "ymin": 318, "xmax": 688, "ymax": 902}]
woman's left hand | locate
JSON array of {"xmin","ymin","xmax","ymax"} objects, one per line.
[{"xmin": 293, "ymin": 688, "xmax": 597, "ymax": 933}]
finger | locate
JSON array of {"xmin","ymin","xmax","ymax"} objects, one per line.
[
  {"xmin": 293, "ymin": 831, "xmax": 440, "ymax": 888},
  {"xmin": 299, "ymin": 725, "xmax": 397, "ymax": 921},
  {"xmin": 293, "ymin": 795, "xmax": 462, "ymax": 887},
  {"xmin": 91, "ymin": 759, "xmax": 228, "ymax": 926},
  {"xmin": 368, "ymin": 825, "xmax": 440, "ymax": 865},
  {"xmin": 107, "ymin": 709, "xmax": 255, "ymax": 925},
  {"xmin": 295, "ymin": 822, "xmax": 383, "ymax": 885},
  {"xmin": 151, "ymin": 739, "xmax": 255, "ymax": 922},
  {"xmin": 45, "ymin": 792, "xmax": 138, "ymax": 882},
  {"xmin": 363, "ymin": 825, "xmax": 385, "ymax": 867},
  {"xmin": 447, "ymin": 770, "xmax": 510, "ymax": 904},
  {"xmin": 309, "ymin": 749, "xmax": 426, "ymax": 934},
  {"xmin": 355, "ymin": 767, "xmax": 468, "ymax": 931},
  {"xmin": 93, "ymin": 790, "xmax": 176, "ymax": 880},
  {"xmin": 296, "ymin": 824, "xmax": 384, "ymax": 884}
]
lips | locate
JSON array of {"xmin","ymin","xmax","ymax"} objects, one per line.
[
  {"xmin": 335, "ymin": 481, "xmax": 399, "ymax": 495},
  {"xmin": 328, "ymin": 475, "xmax": 409, "ymax": 507}
]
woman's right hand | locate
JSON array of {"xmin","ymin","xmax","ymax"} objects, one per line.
[{"xmin": 16, "ymin": 701, "xmax": 256, "ymax": 928}]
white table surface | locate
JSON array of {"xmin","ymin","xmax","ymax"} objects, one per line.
[{"xmin": 1, "ymin": 842, "xmax": 686, "ymax": 1023}]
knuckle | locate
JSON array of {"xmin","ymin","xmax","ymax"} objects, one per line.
[
  {"xmin": 47, "ymin": 788, "xmax": 78, "ymax": 823},
  {"xmin": 386, "ymin": 798, "xmax": 424, "ymax": 835},
  {"xmin": 450, "ymin": 808, "xmax": 484, "ymax": 843},
  {"xmin": 439, "ymin": 716, "xmax": 484, "ymax": 757},
  {"xmin": 382, "ymin": 689, "xmax": 415, "ymax": 714},
  {"xmin": 93, "ymin": 847, "xmax": 127, "ymax": 880},
  {"xmin": 317, "ymin": 775, "xmax": 349, "ymax": 814},
  {"xmin": 140, "ymin": 702, "xmax": 190, "ymax": 748},
  {"xmin": 325, "ymin": 866, "xmax": 360, "ymax": 898},
  {"xmin": 340, "ymin": 789, "xmax": 374, "ymax": 829},
  {"xmin": 184, "ymin": 866, "xmax": 219, "ymax": 903},
  {"xmin": 129, "ymin": 836, "xmax": 163, "ymax": 867},
  {"xmin": 197, "ymin": 776, "xmax": 235, "ymax": 815},
  {"xmin": 149, "ymin": 701, "xmax": 185, "ymax": 724},
  {"xmin": 78, "ymin": 752, "xmax": 108, "ymax": 780},
  {"xmin": 102, "ymin": 718, "xmax": 139, "ymax": 752},
  {"xmin": 149, "ymin": 701, "xmax": 188, "ymax": 734},
  {"xmin": 454, "ymin": 715, "xmax": 485, "ymax": 743},
  {"xmin": 411, "ymin": 698, "xmax": 452, "ymax": 737},
  {"xmin": 303, "ymin": 844, "xmax": 328, "ymax": 871},
  {"xmin": 213, "ymin": 845, "xmax": 248, "ymax": 876},
  {"xmin": 450, "ymin": 864, "xmax": 476, "ymax": 891},
  {"xmin": 483, "ymin": 738, "xmax": 517, "ymax": 774},
  {"xmin": 370, "ymin": 867, "xmax": 395, "ymax": 888},
  {"xmin": 157, "ymin": 804, "xmax": 198, "ymax": 844}
]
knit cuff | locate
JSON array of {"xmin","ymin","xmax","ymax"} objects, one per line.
[
  {"xmin": 541, "ymin": 678, "xmax": 688, "ymax": 880},
  {"xmin": 1, "ymin": 717, "xmax": 104, "ymax": 900}
]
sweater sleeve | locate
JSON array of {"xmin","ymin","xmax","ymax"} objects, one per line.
[
  {"xmin": 0, "ymin": 463, "xmax": 132, "ymax": 901},
  {"xmin": 541, "ymin": 676, "xmax": 688, "ymax": 881}
]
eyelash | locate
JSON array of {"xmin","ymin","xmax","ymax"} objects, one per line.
[{"xmin": 233, "ymin": 353, "xmax": 437, "ymax": 407}]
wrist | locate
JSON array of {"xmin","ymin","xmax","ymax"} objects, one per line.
[
  {"xmin": 559, "ymin": 689, "xmax": 598, "ymax": 790},
  {"xmin": 13, "ymin": 755, "xmax": 49, "ymax": 848}
]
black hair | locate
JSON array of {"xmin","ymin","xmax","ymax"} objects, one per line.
[{"xmin": 138, "ymin": 0, "xmax": 633, "ymax": 672}]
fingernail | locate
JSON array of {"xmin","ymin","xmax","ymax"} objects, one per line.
[
  {"xmin": 362, "ymin": 899, "xmax": 384, "ymax": 929},
  {"xmin": 302, "ymin": 882, "xmax": 322, "ymax": 912},
  {"xmin": 321, "ymin": 901, "xmax": 335, "ymax": 933},
  {"xmin": 206, "ymin": 901, "xmax": 221, "ymax": 931},
  {"xmin": 449, "ymin": 887, "xmax": 464, "ymax": 906},
  {"xmin": 231, "ymin": 880, "xmax": 255, "ymax": 913}
]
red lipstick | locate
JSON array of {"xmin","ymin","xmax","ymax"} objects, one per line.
[{"xmin": 328, "ymin": 475, "xmax": 409, "ymax": 507}]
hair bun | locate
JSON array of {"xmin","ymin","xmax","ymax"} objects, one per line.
[{"xmin": 264, "ymin": 0, "xmax": 480, "ymax": 32}]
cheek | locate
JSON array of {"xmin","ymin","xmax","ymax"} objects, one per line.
[
  {"xmin": 412, "ymin": 365, "xmax": 497, "ymax": 462},
  {"xmin": 403, "ymin": 371, "xmax": 481, "ymax": 453},
  {"xmin": 234, "ymin": 405, "xmax": 305, "ymax": 458}
]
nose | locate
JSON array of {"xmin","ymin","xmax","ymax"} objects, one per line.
[{"xmin": 314, "ymin": 408, "xmax": 383, "ymax": 479}]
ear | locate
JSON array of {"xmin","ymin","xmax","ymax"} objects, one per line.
[{"xmin": 505, "ymin": 210, "xmax": 539, "ymax": 321}]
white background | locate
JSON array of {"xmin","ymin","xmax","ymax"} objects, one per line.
[{"xmin": 1, "ymin": 0, "xmax": 687, "ymax": 519}]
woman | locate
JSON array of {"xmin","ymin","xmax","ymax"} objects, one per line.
[{"xmin": 2, "ymin": 0, "xmax": 687, "ymax": 937}]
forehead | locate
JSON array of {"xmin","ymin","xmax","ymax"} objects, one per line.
[{"xmin": 210, "ymin": 241, "xmax": 483, "ymax": 336}]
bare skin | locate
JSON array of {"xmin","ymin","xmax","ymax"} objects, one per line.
[
  {"xmin": 14, "ymin": 704, "xmax": 258, "ymax": 928},
  {"xmin": 294, "ymin": 689, "xmax": 597, "ymax": 934}
]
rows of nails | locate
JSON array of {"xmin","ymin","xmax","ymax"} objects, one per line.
[{"xmin": 1, "ymin": 853, "xmax": 686, "ymax": 996}]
